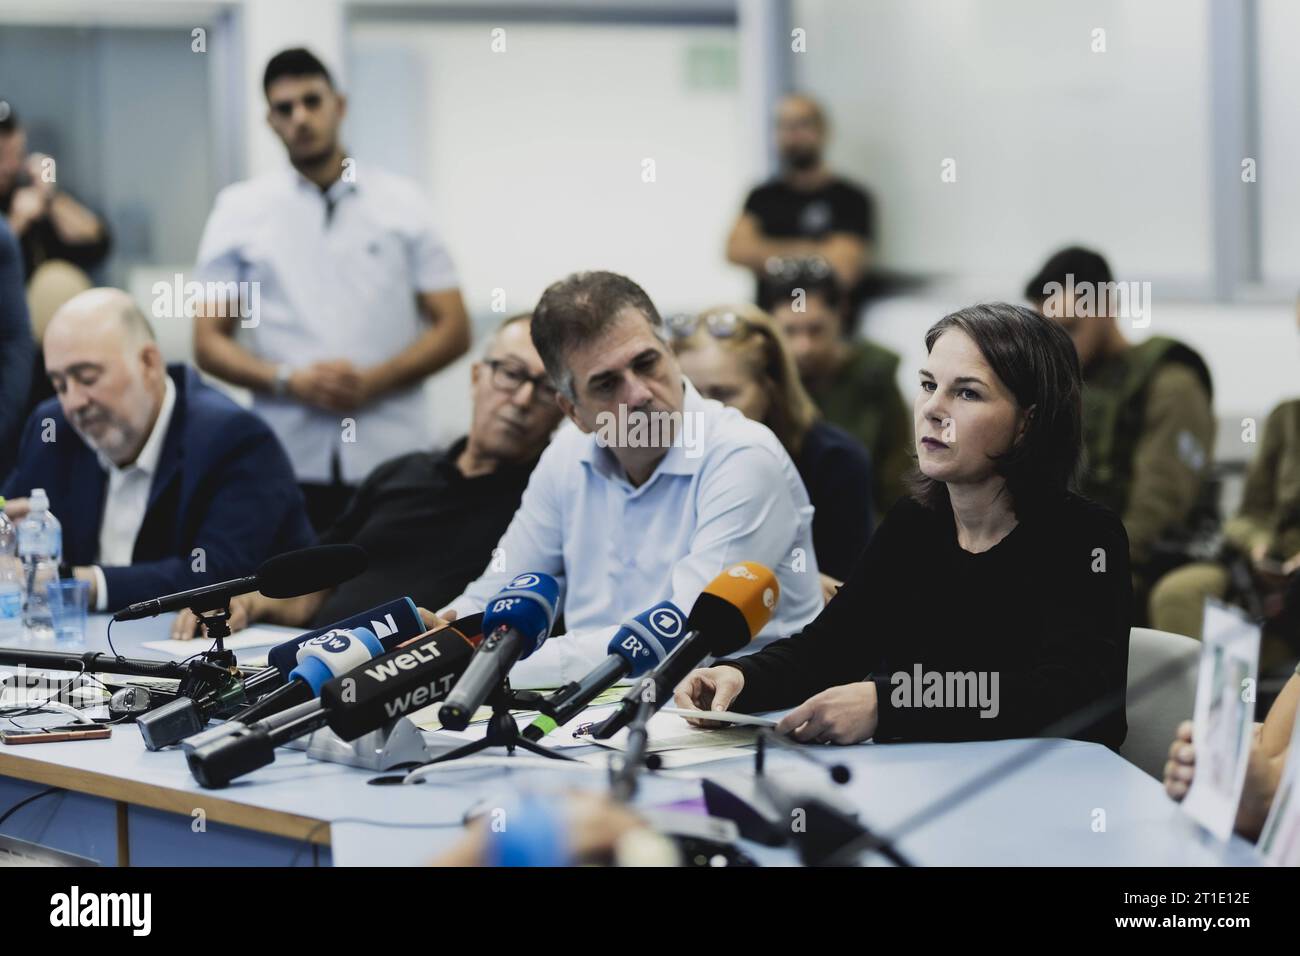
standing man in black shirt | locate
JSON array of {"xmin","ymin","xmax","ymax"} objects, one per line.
[
  {"xmin": 726, "ymin": 93, "xmax": 875, "ymax": 310},
  {"xmin": 171, "ymin": 313, "xmax": 563, "ymax": 637},
  {"xmin": 0, "ymin": 104, "xmax": 111, "ymax": 281}
]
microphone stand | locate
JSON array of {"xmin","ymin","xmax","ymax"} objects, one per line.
[
  {"xmin": 416, "ymin": 680, "xmax": 578, "ymax": 767},
  {"xmin": 609, "ymin": 696, "xmax": 662, "ymax": 802}
]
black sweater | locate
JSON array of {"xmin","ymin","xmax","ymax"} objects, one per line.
[{"xmin": 723, "ymin": 492, "xmax": 1132, "ymax": 749}]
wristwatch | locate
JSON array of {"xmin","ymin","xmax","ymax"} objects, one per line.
[{"xmin": 271, "ymin": 363, "xmax": 292, "ymax": 397}]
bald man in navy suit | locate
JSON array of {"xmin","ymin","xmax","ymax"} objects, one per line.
[{"xmin": 2, "ymin": 288, "xmax": 314, "ymax": 612}]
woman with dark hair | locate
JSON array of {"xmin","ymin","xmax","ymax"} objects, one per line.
[
  {"xmin": 668, "ymin": 303, "xmax": 873, "ymax": 599},
  {"xmin": 675, "ymin": 303, "xmax": 1132, "ymax": 748}
]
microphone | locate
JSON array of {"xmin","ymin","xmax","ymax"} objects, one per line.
[
  {"xmin": 184, "ymin": 616, "xmax": 487, "ymax": 787},
  {"xmin": 437, "ymin": 572, "xmax": 559, "ymax": 732},
  {"xmin": 112, "ymin": 544, "xmax": 367, "ymax": 622},
  {"xmin": 137, "ymin": 597, "xmax": 426, "ymax": 751},
  {"xmin": 592, "ymin": 562, "xmax": 778, "ymax": 740},
  {"xmin": 522, "ymin": 600, "xmax": 687, "ymax": 741},
  {"xmin": 171, "ymin": 626, "xmax": 381, "ymax": 755},
  {"xmin": 265, "ymin": 597, "xmax": 425, "ymax": 678}
]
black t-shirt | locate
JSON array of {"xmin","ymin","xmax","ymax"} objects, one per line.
[
  {"xmin": 742, "ymin": 176, "xmax": 875, "ymax": 305},
  {"xmin": 0, "ymin": 188, "xmax": 112, "ymax": 280},
  {"xmin": 793, "ymin": 421, "xmax": 874, "ymax": 580},
  {"xmin": 724, "ymin": 492, "xmax": 1132, "ymax": 749},
  {"xmin": 313, "ymin": 439, "xmax": 536, "ymax": 627}
]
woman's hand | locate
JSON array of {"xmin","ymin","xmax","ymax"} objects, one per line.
[
  {"xmin": 818, "ymin": 573, "xmax": 843, "ymax": 606},
  {"xmin": 673, "ymin": 666, "xmax": 746, "ymax": 728},
  {"xmin": 170, "ymin": 593, "xmax": 254, "ymax": 641},
  {"xmin": 776, "ymin": 681, "xmax": 878, "ymax": 744}
]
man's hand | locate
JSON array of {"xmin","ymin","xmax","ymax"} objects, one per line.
[
  {"xmin": 819, "ymin": 573, "xmax": 843, "ymax": 606},
  {"xmin": 171, "ymin": 593, "xmax": 255, "ymax": 641},
  {"xmin": 1163, "ymin": 719, "xmax": 1195, "ymax": 801},
  {"xmin": 673, "ymin": 665, "xmax": 746, "ymax": 728},
  {"xmin": 289, "ymin": 361, "xmax": 373, "ymax": 412},
  {"xmin": 6, "ymin": 187, "xmax": 46, "ymax": 234},
  {"xmin": 419, "ymin": 606, "xmax": 456, "ymax": 631},
  {"xmin": 776, "ymin": 681, "xmax": 878, "ymax": 744},
  {"xmin": 2, "ymin": 498, "xmax": 30, "ymax": 522}
]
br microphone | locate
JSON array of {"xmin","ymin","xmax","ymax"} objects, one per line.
[
  {"xmin": 137, "ymin": 596, "xmax": 427, "ymax": 751},
  {"xmin": 113, "ymin": 544, "xmax": 367, "ymax": 621},
  {"xmin": 437, "ymin": 572, "xmax": 559, "ymax": 731},
  {"xmin": 523, "ymin": 600, "xmax": 687, "ymax": 741},
  {"xmin": 592, "ymin": 562, "xmax": 778, "ymax": 739},
  {"xmin": 185, "ymin": 616, "xmax": 486, "ymax": 787}
]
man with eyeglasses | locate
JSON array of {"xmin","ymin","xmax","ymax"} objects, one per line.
[
  {"xmin": 192, "ymin": 48, "xmax": 470, "ymax": 533},
  {"xmin": 172, "ymin": 313, "xmax": 562, "ymax": 638},
  {"xmin": 432, "ymin": 271, "xmax": 824, "ymax": 688}
]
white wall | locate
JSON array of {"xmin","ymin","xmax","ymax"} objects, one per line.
[{"xmin": 791, "ymin": 0, "xmax": 1214, "ymax": 291}]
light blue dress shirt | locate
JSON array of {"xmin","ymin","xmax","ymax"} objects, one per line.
[{"xmin": 445, "ymin": 380, "xmax": 825, "ymax": 688}]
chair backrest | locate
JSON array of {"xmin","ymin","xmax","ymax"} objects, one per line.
[{"xmin": 1121, "ymin": 627, "xmax": 1201, "ymax": 778}]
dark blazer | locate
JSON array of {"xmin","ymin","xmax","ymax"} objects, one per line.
[{"xmin": 2, "ymin": 364, "xmax": 315, "ymax": 611}]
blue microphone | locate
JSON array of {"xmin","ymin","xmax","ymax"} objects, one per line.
[
  {"xmin": 437, "ymin": 572, "xmax": 559, "ymax": 730},
  {"xmin": 266, "ymin": 597, "xmax": 425, "ymax": 678},
  {"xmin": 523, "ymin": 600, "xmax": 687, "ymax": 740}
]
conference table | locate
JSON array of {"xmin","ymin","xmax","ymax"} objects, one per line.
[{"xmin": 0, "ymin": 615, "xmax": 1262, "ymax": 867}]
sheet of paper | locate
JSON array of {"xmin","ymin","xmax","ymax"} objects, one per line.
[
  {"xmin": 1256, "ymin": 703, "xmax": 1300, "ymax": 865},
  {"xmin": 1181, "ymin": 600, "xmax": 1261, "ymax": 841},
  {"xmin": 660, "ymin": 707, "xmax": 778, "ymax": 728},
  {"xmin": 587, "ymin": 710, "xmax": 760, "ymax": 753},
  {"xmin": 141, "ymin": 625, "xmax": 298, "ymax": 657}
]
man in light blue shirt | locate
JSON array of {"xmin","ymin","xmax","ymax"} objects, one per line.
[{"xmin": 439, "ymin": 271, "xmax": 823, "ymax": 688}]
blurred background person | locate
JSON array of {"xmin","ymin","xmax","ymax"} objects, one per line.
[
  {"xmin": 764, "ymin": 259, "xmax": 909, "ymax": 520},
  {"xmin": 1149, "ymin": 294, "xmax": 1300, "ymax": 670},
  {"xmin": 1025, "ymin": 246, "xmax": 1217, "ymax": 624},
  {"xmin": 0, "ymin": 216, "xmax": 32, "ymax": 479},
  {"xmin": 726, "ymin": 93, "xmax": 874, "ymax": 310},
  {"xmin": 193, "ymin": 49, "xmax": 470, "ymax": 533},
  {"xmin": 0, "ymin": 102, "xmax": 111, "ymax": 282},
  {"xmin": 669, "ymin": 302, "xmax": 872, "ymax": 602}
]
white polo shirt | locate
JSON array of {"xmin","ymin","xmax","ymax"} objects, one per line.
[{"xmin": 195, "ymin": 165, "xmax": 460, "ymax": 484}]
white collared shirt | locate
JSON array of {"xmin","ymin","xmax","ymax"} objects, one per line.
[
  {"xmin": 91, "ymin": 376, "xmax": 176, "ymax": 611},
  {"xmin": 445, "ymin": 380, "xmax": 825, "ymax": 688},
  {"xmin": 194, "ymin": 164, "xmax": 460, "ymax": 483}
]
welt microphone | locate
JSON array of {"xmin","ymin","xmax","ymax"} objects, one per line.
[
  {"xmin": 176, "ymin": 625, "xmax": 383, "ymax": 755},
  {"xmin": 437, "ymin": 572, "xmax": 559, "ymax": 731},
  {"xmin": 137, "ymin": 597, "xmax": 427, "ymax": 751},
  {"xmin": 522, "ymin": 600, "xmax": 686, "ymax": 741},
  {"xmin": 185, "ymin": 615, "xmax": 487, "ymax": 787},
  {"xmin": 592, "ymin": 562, "xmax": 778, "ymax": 739}
]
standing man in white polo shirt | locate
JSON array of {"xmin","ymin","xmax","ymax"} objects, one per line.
[
  {"xmin": 193, "ymin": 48, "xmax": 470, "ymax": 530},
  {"xmin": 435, "ymin": 271, "xmax": 824, "ymax": 688}
]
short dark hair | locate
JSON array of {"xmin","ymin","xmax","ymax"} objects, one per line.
[
  {"xmin": 263, "ymin": 48, "xmax": 334, "ymax": 96},
  {"xmin": 908, "ymin": 302, "xmax": 1082, "ymax": 517},
  {"xmin": 1023, "ymin": 246, "xmax": 1113, "ymax": 305},
  {"xmin": 0, "ymin": 101, "xmax": 18, "ymax": 134},
  {"xmin": 760, "ymin": 257, "xmax": 843, "ymax": 315},
  {"xmin": 531, "ymin": 271, "xmax": 663, "ymax": 399}
]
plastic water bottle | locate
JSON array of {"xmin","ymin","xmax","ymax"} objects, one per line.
[
  {"xmin": 18, "ymin": 488, "xmax": 62, "ymax": 640},
  {"xmin": 0, "ymin": 501, "xmax": 22, "ymax": 642}
]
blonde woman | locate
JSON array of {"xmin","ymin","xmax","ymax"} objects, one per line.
[{"xmin": 669, "ymin": 303, "xmax": 874, "ymax": 604}]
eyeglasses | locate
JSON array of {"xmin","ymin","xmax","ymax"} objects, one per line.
[
  {"xmin": 483, "ymin": 359, "xmax": 558, "ymax": 403},
  {"xmin": 666, "ymin": 311, "xmax": 749, "ymax": 340}
]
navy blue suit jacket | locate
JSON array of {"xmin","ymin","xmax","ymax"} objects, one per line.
[{"xmin": 2, "ymin": 364, "xmax": 315, "ymax": 611}]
